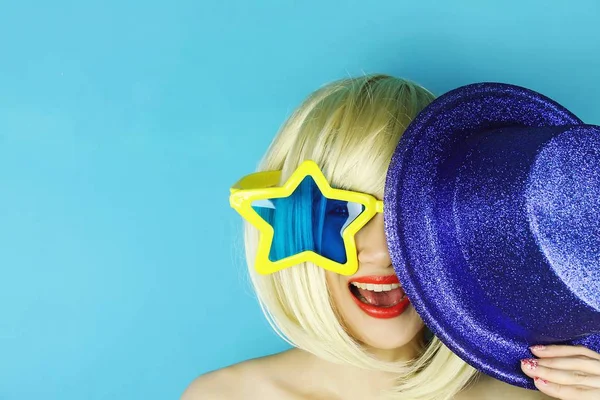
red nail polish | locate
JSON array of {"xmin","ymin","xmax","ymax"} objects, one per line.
[
  {"xmin": 530, "ymin": 345, "xmax": 546, "ymax": 351},
  {"xmin": 534, "ymin": 377, "xmax": 549, "ymax": 385},
  {"xmin": 521, "ymin": 358, "xmax": 538, "ymax": 370}
]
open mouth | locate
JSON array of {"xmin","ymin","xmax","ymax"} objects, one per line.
[
  {"xmin": 349, "ymin": 282, "xmax": 406, "ymax": 307},
  {"xmin": 348, "ymin": 278, "xmax": 410, "ymax": 319}
]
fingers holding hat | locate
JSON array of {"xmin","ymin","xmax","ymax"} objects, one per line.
[
  {"xmin": 520, "ymin": 345, "xmax": 600, "ymax": 399},
  {"xmin": 530, "ymin": 344, "xmax": 600, "ymax": 361}
]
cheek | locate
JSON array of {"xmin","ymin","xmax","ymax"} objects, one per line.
[
  {"xmin": 324, "ymin": 273, "xmax": 367, "ymax": 331},
  {"xmin": 325, "ymin": 273, "xmax": 351, "ymax": 313},
  {"xmin": 325, "ymin": 273, "xmax": 342, "ymax": 300}
]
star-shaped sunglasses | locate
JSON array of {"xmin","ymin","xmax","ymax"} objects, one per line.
[{"xmin": 229, "ymin": 160, "xmax": 384, "ymax": 275}]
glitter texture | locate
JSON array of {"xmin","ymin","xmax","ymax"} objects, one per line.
[{"xmin": 384, "ymin": 82, "xmax": 600, "ymax": 389}]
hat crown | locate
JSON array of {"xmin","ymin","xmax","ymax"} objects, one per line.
[
  {"xmin": 443, "ymin": 124, "xmax": 600, "ymax": 340},
  {"xmin": 528, "ymin": 127, "xmax": 600, "ymax": 309}
]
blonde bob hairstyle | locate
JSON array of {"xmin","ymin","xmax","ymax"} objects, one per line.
[{"xmin": 244, "ymin": 74, "xmax": 480, "ymax": 400}]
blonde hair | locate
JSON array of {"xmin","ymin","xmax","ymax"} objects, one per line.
[{"xmin": 244, "ymin": 74, "xmax": 480, "ymax": 399}]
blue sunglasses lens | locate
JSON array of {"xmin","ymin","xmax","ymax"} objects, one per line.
[{"xmin": 252, "ymin": 177, "xmax": 365, "ymax": 264}]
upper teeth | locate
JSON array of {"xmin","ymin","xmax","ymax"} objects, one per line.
[{"xmin": 350, "ymin": 282, "xmax": 401, "ymax": 292}]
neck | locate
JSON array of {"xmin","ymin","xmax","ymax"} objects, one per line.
[
  {"xmin": 299, "ymin": 334, "xmax": 426, "ymax": 399},
  {"xmin": 361, "ymin": 337, "xmax": 425, "ymax": 362}
]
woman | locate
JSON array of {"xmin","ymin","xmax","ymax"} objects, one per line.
[{"xmin": 183, "ymin": 75, "xmax": 600, "ymax": 399}]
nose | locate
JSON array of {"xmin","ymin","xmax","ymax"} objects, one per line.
[{"xmin": 355, "ymin": 213, "xmax": 393, "ymax": 268}]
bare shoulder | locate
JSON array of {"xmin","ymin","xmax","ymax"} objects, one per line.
[
  {"xmin": 180, "ymin": 350, "xmax": 305, "ymax": 400},
  {"xmin": 180, "ymin": 364, "xmax": 240, "ymax": 400},
  {"xmin": 458, "ymin": 373, "xmax": 555, "ymax": 400}
]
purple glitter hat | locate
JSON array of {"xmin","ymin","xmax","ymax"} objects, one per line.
[{"xmin": 384, "ymin": 82, "xmax": 600, "ymax": 389}]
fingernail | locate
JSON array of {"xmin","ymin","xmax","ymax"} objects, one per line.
[
  {"xmin": 530, "ymin": 345, "xmax": 546, "ymax": 351},
  {"xmin": 521, "ymin": 358, "xmax": 538, "ymax": 370},
  {"xmin": 534, "ymin": 376, "xmax": 549, "ymax": 385}
]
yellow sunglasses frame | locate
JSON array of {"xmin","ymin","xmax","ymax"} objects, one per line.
[{"xmin": 229, "ymin": 160, "xmax": 384, "ymax": 275}]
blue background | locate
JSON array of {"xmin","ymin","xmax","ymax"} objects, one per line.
[{"xmin": 1, "ymin": 1, "xmax": 598, "ymax": 399}]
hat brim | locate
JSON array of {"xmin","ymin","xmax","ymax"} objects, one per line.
[{"xmin": 384, "ymin": 82, "xmax": 600, "ymax": 389}]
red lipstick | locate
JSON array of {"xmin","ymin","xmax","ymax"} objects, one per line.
[
  {"xmin": 350, "ymin": 275, "xmax": 400, "ymax": 285},
  {"xmin": 348, "ymin": 275, "xmax": 410, "ymax": 319}
]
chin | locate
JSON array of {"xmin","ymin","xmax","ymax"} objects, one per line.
[{"xmin": 347, "ymin": 302, "xmax": 425, "ymax": 351}]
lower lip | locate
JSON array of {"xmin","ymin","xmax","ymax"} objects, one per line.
[{"xmin": 350, "ymin": 289, "xmax": 411, "ymax": 319}]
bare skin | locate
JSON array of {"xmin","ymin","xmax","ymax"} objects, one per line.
[{"xmin": 181, "ymin": 347, "xmax": 553, "ymax": 400}]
